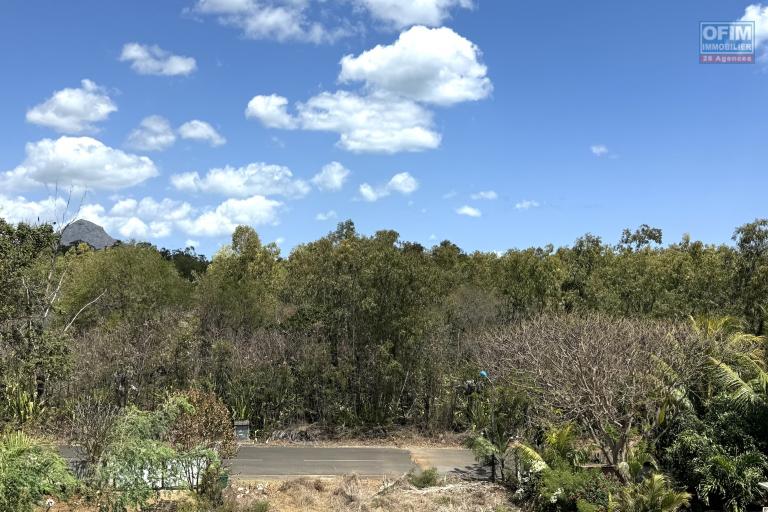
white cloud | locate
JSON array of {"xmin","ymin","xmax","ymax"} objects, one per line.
[
  {"xmin": 740, "ymin": 4, "xmax": 768, "ymax": 46},
  {"xmin": 2, "ymin": 137, "xmax": 158, "ymax": 191},
  {"xmin": 0, "ymin": 195, "xmax": 68, "ymax": 224},
  {"xmin": 126, "ymin": 115, "xmax": 177, "ymax": 151},
  {"xmin": 339, "ymin": 26, "xmax": 491, "ymax": 105},
  {"xmin": 26, "ymin": 80, "xmax": 117, "ymax": 134},
  {"xmin": 299, "ymin": 91, "xmax": 440, "ymax": 153},
  {"xmin": 1, "ymin": 190, "xmax": 290, "ymax": 241},
  {"xmin": 316, "ymin": 209, "xmax": 337, "ymax": 221},
  {"xmin": 471, "ymin": 190, "xmax": 497, "ymax": 200},
  {"xmin": 119, "ymin": 217, "xmax": 151, "ymax": 238},
  {"xmin": 120, "ymin": 43, "xmax": 197, "ymax": 76},
  {"xmin": 109, "ymin": 197, "xmax": 193, "ymax": 222},
  {"xmin": 178, "ymin": 120, "xmax": 226, "ymax": 146},
  {"xmin": 245, "ymin": 94, "xmax": 297, "ymax": 129},
  {"xmin": 387, "ymin": 171, "xmax": 418, "ymax": 194},
  {"xmin": 76, "ymin": 193, "xmax": 280, "ymax": 239},
  {"xmin": 311, "ymin": 161, "xmax": 350, "ymax": 191},
  {"xmin": 192, "ymin": 0, "xmax": 474, "ymax": 41},
  {"xmin": 171, "ymin": 163, "xmax": 310, "ymax": 198},
  {"xmin": 192, "ymin": 0, "xmax": 349, "ymax": 43},
  {"xmin": 590, "ymin": 144, "xmax": 609, "ymax": 157},
  {"xmin": 88, "ymin": 197, "xmax": 194, "ymax": 239},
  {"xmin": 245, "ymin": 26, "xmax": 489, "ymax": 153},
  {"xmin": 456, "ymin": 205, "xmax": 481, "ymax": 217},
  {"xmin": 185, "ymin": 239, "xmax": 200, "ymax": 248},
  {"xmin": 248, "ymin": 91, "xmax": 439, "ymax": 153},
  {"xmin": 178, "ymin": 195, "xmax": 282, "ymax": 236},
  {"xmin": 356, "ymin": 0, "xmax": 473, "ymax": 28},
  {"xmin": 359, "ymin": 171, "xmax": 418, "ymax": 201},
  {"xmin": 515, "ymin": 199, "xmax": 539, "ymax": 210}
]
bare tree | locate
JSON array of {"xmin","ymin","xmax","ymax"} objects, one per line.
[
  {"xmin": 474, "ymin": 313, "xmax": 704, "ymax": 475},
  {"xmin": 69, "ymin": 396, "xmax": 121, "ymax": 476}
]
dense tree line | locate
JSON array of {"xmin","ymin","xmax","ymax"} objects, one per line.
[{"xmin": 1, "ymin": 217, "xmax": 768, "ymax": 510}]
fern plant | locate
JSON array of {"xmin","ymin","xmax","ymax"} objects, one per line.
[{"xmin": 608, "ymin": 474, "xmax": 690, "ymax": 512}]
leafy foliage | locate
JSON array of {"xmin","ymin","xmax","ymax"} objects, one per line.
[
  {"xmin": 4, "ymin": 217, "xmax": 768, "ymax": 509},
  {"xmin": 0, "ymin": 431, "xmax": 75, "ymax": 512},
  {"xmin": 608, "ymin": 474, "xmax": 690, "ymax": 512}
]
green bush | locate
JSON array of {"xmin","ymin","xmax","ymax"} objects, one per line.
[
  {"xmin": 0, "ymin": 431, "xmax": 76, "ymax": 512},
  {"xmin": 249, "ymin": 501, "xmax": 270, "ymax": 512},
  {"xmin": 537, "ymin": 467, "xmax": 619, "ymax": 511},
  {"xmin": 408, "ymin": 467, "xmax": 439, "ymax": 489},
  {"xmin": 198, "ymin": 462, "xmax": 228, "ymax": 506}
]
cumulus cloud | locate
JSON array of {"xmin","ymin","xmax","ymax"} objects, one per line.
[
  {"xmin": 311, "ymin": 161, "xmax": 350, "ymax": 191},
  {"xmin": 359, "ymin": 171, "xmax": 418, "ymax": 202},
  {"xmin": 94, "ymin": 194, "xmax": 282, "ymax": 240},
  {"xmin": 339, "ymin": 26, "xmax": 491, "ymax": 105},
  {"xmin": 740, "ymin": 4, "xmax": 768, "ymax": 46},
  {"xmin": 102, "ymin": 197, "xmax": 194, "ymax": 238},
  {"xmin": 356, "ymin": 0, "xmax": 473, "ymax": 28},
  {"xmin": 26, "ymin": 80, "xmax": 117, "ymax": 133},
  {"xmin": 245, "ymin": 26, "xmax": 489, "ymax": 153},
  {"xmin": 0, "ymin": 190, "xmax": 286, "ymax": 241},
  {"xmin": 515, "ymin": 199, "xmax": 539, "ymax": 210},
  {"xmin": 191, "ymin": 0, "xmax": 349, "ymax": 43},
  {"xmin": 590, "ymin": 144, "xmax": 609, "ymax": 157},
  {"xmin": 178, "ymin": 120, "xmax": 226, "ymax": 146},
  {"xmin": 120, "ymin": 43, "xmax": 197, "ymax": 76},
  {"xmin": 0, "ymin": 195, "xmax": 68, "ymax": 224},
  {"xmin": 245, "ymin": 94, "xmax": 297, "ymax": 129},
  {"xmin": 178, "ymin": 195, "xmax": 282, "ymax": 236},
  {"xmin": 316, "ymin": 209, "xmax": 337, "ymax": 221},
  {"xmin": 471, "ymin": 190, "xmax": 497, "ymax": 200},
  {"xmin": 126, "ymin": 116, "xmax": 177, "ymax": 151},
  {"xmin": 248, "ymin": 91, "xmax": 440, "ymax": 153},
  {"xmin": 171, "ymin": 163, "xmax": 310, "ymax": 198},
  {"xmin": 2, "ymin": 137, "xmax": 158, "ymax": 191},
  {"xmin": 191, "ymin": 0, "xmax": 474, "ymax": 42},
  {"xmin": 456, "ymin": 205, "xmax": 481, "ymax": 217}
]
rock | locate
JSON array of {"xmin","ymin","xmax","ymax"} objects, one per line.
[{"xmin": 60, "ymin": 220, "xmax": 117, "ymax": 250}]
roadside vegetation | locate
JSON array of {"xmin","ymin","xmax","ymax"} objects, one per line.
[{"xmin": 1, "ymin": 217, "xmax": 768, "ymax": 510}]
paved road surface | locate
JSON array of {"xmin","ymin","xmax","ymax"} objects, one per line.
[
  {"xmin": 231, "ymin": 446, "xmax": 415, "ymax": 478},
  {"xmin": 61, "ymin": 445, "xmax": 479, "ymax": 479}
]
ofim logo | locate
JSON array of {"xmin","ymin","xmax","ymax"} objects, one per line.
[{"xmin": 700, "ymin": 21, "xmax": 755, "ymax": 64}]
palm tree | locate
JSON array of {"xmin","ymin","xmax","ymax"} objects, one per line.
[
  {"xmin": 691, "ymin": 315, "xmax": 768, "ymax": 410},
  {"xmin": 609, "ymin": 473, "xmax": 691, "ymax": 512}
]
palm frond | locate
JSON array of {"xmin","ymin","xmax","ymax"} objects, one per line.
[{"xmin": 708, "ymin": 356, "xmax": 762, "ymax": 410}]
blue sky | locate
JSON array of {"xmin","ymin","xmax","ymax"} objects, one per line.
[{"xmin": 1, "ymin": 1, "xmax": 767, "ymax": 257}]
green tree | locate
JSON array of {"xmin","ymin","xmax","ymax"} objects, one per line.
[{"xmin": 733, "ymin": 219, "xmax": 768, "ymax": 334}]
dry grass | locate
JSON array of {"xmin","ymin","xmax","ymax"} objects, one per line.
[
  {"xmin": 260, "ymin": 425, "xmax": 468, "ymax": 448},
  {"xmin": 49, "ymin": 476, "xmax": 512, "ymax": 511},
  {"xmin": 226, "ymin": 474, "xmax": 515, "ymax": 512}
]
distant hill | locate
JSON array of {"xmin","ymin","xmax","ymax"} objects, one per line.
[{"xmin": 60, "ymin": 219, "xmax": 117, "ymax": 250}]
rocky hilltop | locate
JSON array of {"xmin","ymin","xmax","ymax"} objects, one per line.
[{"xmin": 60, "ymin": 219, "xmax": 117, "ymax": 250}]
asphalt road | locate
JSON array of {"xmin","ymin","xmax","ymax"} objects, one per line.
[
  {"xmin": 60, "ymin": 445, "xmax": 479, "ymax": 479},
  {"xmin": 230, "ymin": 446, "xmax": 415, "ymax": 478}
]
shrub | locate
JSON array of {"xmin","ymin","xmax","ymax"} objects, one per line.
[
  {"xmin": 408, "ymin": 467, "xmax": 439, "ymax": 488},
  {"xmin": 537, "ymin": 467, "xmax": 620, "ymax": 511},
  {"xmin": 169, "ymin": 389, "xmax": 237, "ymax": 458},
  {"xmin": 608, "ymin": 473, "xmax": 690, "ymax": 512},
  {"xmin": 249, "ymin": 501, "xmax": 270, "ymax": 512},
  {"xmin": 0, "ymin": 431, "xmax": 76, "ymax": 512},
  {"xmin": 198, "ymin": 462, "xmax": 228, "ymax": 506}
]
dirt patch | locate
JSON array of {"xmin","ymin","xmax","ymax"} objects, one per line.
[{"xmin": 227, "ymin": 475, "xmax": 515, "ymax": 511}]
